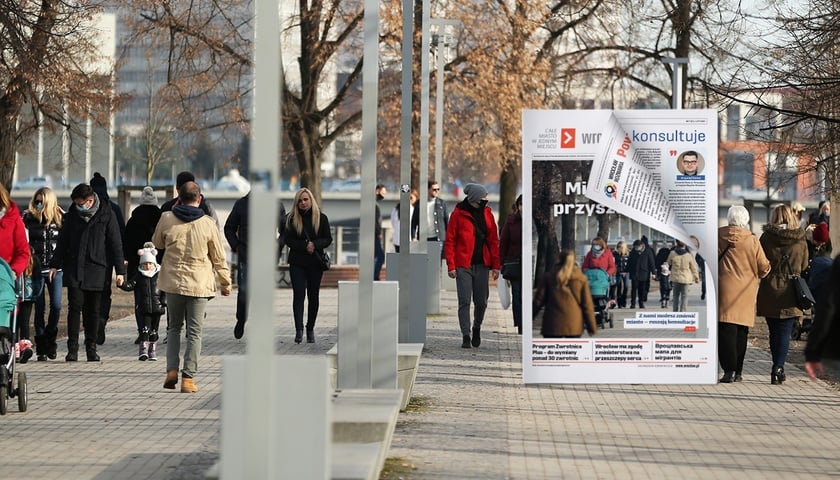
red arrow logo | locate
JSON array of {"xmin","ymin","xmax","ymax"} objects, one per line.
[{"xmin": 560, "ymin": 128, "xmax": 575, "ymax": 148}]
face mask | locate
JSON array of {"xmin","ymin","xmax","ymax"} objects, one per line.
[
  {"xmin": 479, "ymin": 199, "xmax": 489, "ymax": 209},
  {"xmin": 376, "ymin": 194, "xmax": 384, "ymax": 201},
  {"xmin": 34, "ymin": 202, "xmax": 44, "ymax": 212},
  {"xmin": 592, "ymin": 245, "xmax": 603, "ymax": 252},
  {"xmin": 77, "ymin": 204, "xmax": 90, "ymax": 213},
  {"xmin": 634, "ymin": 247, "xmax": 642, "ymax": 252}
]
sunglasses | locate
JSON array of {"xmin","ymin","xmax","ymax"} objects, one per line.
[{"xmin": 431, "ymin": 188, "xmax": 440, "ymax": 192}]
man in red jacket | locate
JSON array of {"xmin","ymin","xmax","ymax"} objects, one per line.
[{"xmin": 445, "ymin": 183, "xmax": 501, "ymax": 348}]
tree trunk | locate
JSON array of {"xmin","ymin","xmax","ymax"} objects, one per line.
[{"xmin": 0, "ymin": 114, "xmax": 16, "ymax": 191}]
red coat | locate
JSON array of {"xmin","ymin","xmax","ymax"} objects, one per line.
[
  {"xmin": 582, "ymin": 249, "xmax": 616, "ymax": 276},
  {"xmin": 444, "ymin": 202, "xmax": 501, "ymax": 271},
  {"xmin": 0, "ymin": 201, "xmax": 30, "ymax": 276}
]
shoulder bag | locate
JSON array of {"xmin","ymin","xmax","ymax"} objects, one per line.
[{"xmin": 783, "ymin": 250, "xmax": 814, "ymax": 311}]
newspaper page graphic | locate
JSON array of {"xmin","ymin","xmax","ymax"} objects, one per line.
[{"xmin": 522, "ymin": 109, "xmax": 718, "ymax": 384}]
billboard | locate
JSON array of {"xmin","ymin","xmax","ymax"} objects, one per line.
[{"xmin": 522, "ymin": 109, "xmax": 718, "ymax": 384}]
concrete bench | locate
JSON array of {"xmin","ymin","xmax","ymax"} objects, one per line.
[
  {"xmin": 331, "ymin": 389, "xmax": 402, "ymax": 478},
  {"xmin": 327, "ymin": 343, "xmax": 423, "ymax": 412},
  {"xmin": 207, "ymin": 444, "xmax": 383, "ymax": 480}
]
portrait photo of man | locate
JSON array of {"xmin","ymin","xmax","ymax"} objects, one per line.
[{"xmin": 677, "ymin": 150, "xmax": 704, "ymax": 176}]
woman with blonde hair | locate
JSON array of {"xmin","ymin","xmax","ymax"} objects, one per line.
[
  {"xmin": 21, "ymin": 187, "xmax": 65, "ymax": 361},
  {"xmin": 284, "ymin": 188, "xmax": 333, "ymax": 343},
  {"xmin": 533, "ymin": 250, "xmax": 597, "ymax": 338},
  {"xmin": 757, "ymin": 204, "xmax": 809, "ymax": 384}
]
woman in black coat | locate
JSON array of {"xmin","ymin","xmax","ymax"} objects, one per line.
[
  {"xmin": 627, "ymin": 239, "xmax": 656, "ymax": 309},
  {"xmin": 124, "ymin": 187, "xmax": 162, "ymax": 342},
  {"xmin": 284, "ymin": 188, "xmax": 332, "ymax": 344},
  {"xmin": 805, "ymin": 255, "xmax": 840, "ymax": 380},
  {"xmin": 49, "ymin": 184, "xmax": 125, "ymax": 362}
]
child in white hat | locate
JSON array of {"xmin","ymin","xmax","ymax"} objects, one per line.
[{"xmin": 119, "ymin": 242, "xmax": 165, "ymax": 360}]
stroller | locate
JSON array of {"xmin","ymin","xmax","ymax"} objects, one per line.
[
  {"xmin": 0, "ymin": 258, "xmax": 28, "ymax": 415},
  {"xmin": 585, "ymin": 268, "xmax": 614, "ymax": 329}
]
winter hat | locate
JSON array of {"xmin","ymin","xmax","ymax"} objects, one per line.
[
  {"xmin": 813, "ymin": 222, "xmax": 830, "ymax": 244},
  {"xmin": 140, "ymin": 186, "xmax": 157, "ymax": 205},
  {"xmin": 463, "ymin": 183, "xmax": 488, "ymax": 204},
  {"xmin": 90, "ymin": 172, "xmax": 107, "ymax": 188},
  {"xmin": 138, "ymin": 241, "xmax": 159, "ymax": 265},
  {"xmin": 176, "ymin": 171, "xmax": 196, "ymax": 189}
]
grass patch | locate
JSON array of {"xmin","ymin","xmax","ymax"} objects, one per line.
[
  {"xmin": 380, "ymin": 456, "xmax": 417, "ymax": 479},
  {"xmin": 404, "ymin": 395, "xmax": 432, "ymax": 413}
]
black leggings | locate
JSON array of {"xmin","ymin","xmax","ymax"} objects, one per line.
[
  {"xmin": 290, "ymin": 264, "xmax": 324, "ymax": 331},
  {"xmin": 718, "ymin": 322, "xmax": 748, "ymax": 374}
]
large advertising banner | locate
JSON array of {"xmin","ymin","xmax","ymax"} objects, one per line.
[{"xmin": 522, "ymin": 110, "xmax": 719, "ymax": 384}]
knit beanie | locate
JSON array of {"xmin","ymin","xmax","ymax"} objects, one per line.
[
  {"xmin": 813, "ymin": 222, "xmax": 830, "ymax": 244},
  {"xmin": 90, "ymin": 172, "xmax": 107, "ymax": 188},
  {"xmin": 138, "ymin": 242, "xmax": 159, "ymax": 265},
  {"xmin": 140, "ymin": 186, "xmax": 157, "ymax": 205},
  {"xmin": 463, "ymin": 183, "xmax": 488, "ymax": 204}
]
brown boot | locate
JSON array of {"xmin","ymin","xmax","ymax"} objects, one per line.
[
  {"xmin": 163, "ymin": 369, "xmax": 178, "ymax": 389},
  {"xmin": 181, "ymin": 376, "xmax": 198, "ymax": 393}
]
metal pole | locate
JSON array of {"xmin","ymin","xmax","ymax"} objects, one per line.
[
  {"xmin": 430, "ymin": 19, "xmax": 459, "ymax": 187},
  {"xmin": 241, "ymin": 0, "xmax": 280, "ymax": 476},
  {"xmin": 418, "ymin": 0, "xmax": 430, "ymax": 248},
  {"xmin": 398, "ymin": 0, "xmax": 414, "ymax": 338},
  {"xmin": 354, "ymin": 0, "xmax": 381, "ymax": 388},
  {"xmin": 663, "ymin": 57, "xmax": 688, "ymax": 110}
]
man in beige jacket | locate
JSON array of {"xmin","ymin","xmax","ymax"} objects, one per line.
[{"xmin": 153, "ymin": 181, "xmax": 231, "ymax": 393}]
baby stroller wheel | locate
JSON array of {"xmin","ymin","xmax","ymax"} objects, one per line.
[
  {"xmin": 16, "ymin": 372, "xmax": 27, "ymax": 413},
  {"xmin": 0, "ymin": 383, "xmax": 7, "ymax": 415},
  {"xmin": 608, "ymin": 312, "xmax": 614, "ymax": 329}
]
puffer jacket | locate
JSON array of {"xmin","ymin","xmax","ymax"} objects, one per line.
[
  {"xmin": 22, "ymin": 210, "xmax": 61, "ymax": 272},
  {"xmin": 152, "ymin": 206, "xmax": 231, "ymax": 297},
  {"xmin": 718, "ymin": 226, "xmax": 771, "ymax": 327},
  {"xmin": 756, "ymin": 224, "xmax": 809, "ymax": 319},
  {"xmin": 0, "ymin": 202, "xmax": 30, "ymax": 276},
  {"xmin": 534, "ymin": 266, "xmax": 597, "ymax": 337},
  {"xmin": 51, "ymin": 195, "xmax": 125, "ymax": 290},
  {"xmin": 119, "ymin": 269, "xmax": 166, "ymax": 315},
  {"xmin": 445, "ymin": 201, "xmax": 501, "ymax": 272}
]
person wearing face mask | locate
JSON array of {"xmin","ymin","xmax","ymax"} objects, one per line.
[
  {"xmin": 582, "ymin": 237, "xmax": 617, "ymax": 282},
  {"xmin": 21, "ymin": 187, "xmax": 65, "ymax": 361},
  {"xmin": 49, "ymin": 183, "xmax": 126, "ymax": 362},
  {"xmin": 445, "ymin": 183, "xmax": 501, "ymax": 348}
]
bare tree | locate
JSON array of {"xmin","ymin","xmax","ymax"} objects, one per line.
[
  {"xmin": 122, "ymin": 0, "xmax": 367, "ymax": 202},
  {"xmin": 0, "ymin": 1, "xmax": 116, "ymax": 189}
]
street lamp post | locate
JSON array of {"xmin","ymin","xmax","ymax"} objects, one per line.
[{"xmin": 430, "ymin": 19, "xmax": 459, "ymax": 188}]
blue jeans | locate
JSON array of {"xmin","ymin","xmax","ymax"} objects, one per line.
[
  {"xmin": 766, "ymin": 317, "xmax": 796, "ymax": 370},
  {"xmin": 34, "ymin": 270, "xmax": 62, "ymax": 338}
]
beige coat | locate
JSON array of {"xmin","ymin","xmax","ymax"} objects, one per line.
[
  {"xmin": 718, "ymin": 226, "xmax": 771, "ymax": 327},
  {"xmin": 533, "ymin": 267, "xmax": 597, "ymax": 337},
  {"xmin": 667, "ymin": 249, "xmax": 699, "ymax": 285},
  {"xmin": 152, "ymin": 211, "xmax": 231, "ymax": 297}
]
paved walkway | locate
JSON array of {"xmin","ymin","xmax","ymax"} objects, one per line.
[{"xmin": 5, "ymin": 286, "xmax": 840, "ymax": 479}]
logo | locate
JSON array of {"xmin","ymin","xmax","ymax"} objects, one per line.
[
  {"xmin": 560, "ymin": 128, "xmax": 575, "ymax": 148},
  {"xmin": 604, "ymin": 182, "xmax": 618, "ymax": 200}
]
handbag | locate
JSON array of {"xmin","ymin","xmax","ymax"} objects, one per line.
[
  {"xmin": 317, "ymin": 250, "xmax": 331, "ymax": 271},
  {"xmin": 501, "ymin": 257, "xmax": 521, "ymax": 280},
  {"xmin": 497, "ymin": 279, "xmax": 511, "ymax": 310},
  {"xmin": 783, "ymin": 250, "xmax": 814, "ymax": 311},
  {"xmin": 792, "ymin": 275, "xmax": 815, "ymax": 311}
]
